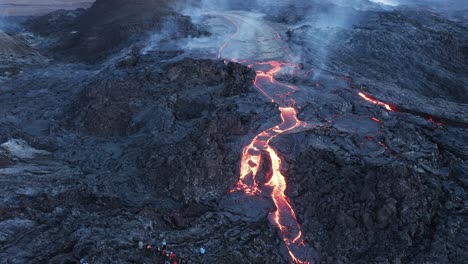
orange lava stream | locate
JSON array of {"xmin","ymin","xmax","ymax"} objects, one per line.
[
  {"xmin": 264, "ymin": 109, "xmax": 310, "ymax": 264},
  {"xmin": 218, "ymin": 15, "xmax": 311, "ymax": 263},
  {"xmin": 234, "ymin": 107, "xmax": 310, "ymax": 264},
  {"xmin": 358, "ymin": 92, "xmax": 394, "ymax": 111},
  {"xmin": 253, "ymin": 61, "xmax": 300, "ymax": 105}
]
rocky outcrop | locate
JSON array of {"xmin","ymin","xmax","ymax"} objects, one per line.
[
  {"xmin": 25, "ymin": 0, "xmax": 204, "ymax": 63},
  {"xmin": 68, "ymin": 58, "xmax": 255, "ymax": 137},
  {"xmin": 65, "ymin": 57, "xmax": 258, "ymax": 203},
  {"xmin": 0, "ymin": 30, "xmax": 44, "ymax": 78},
  {"xmin": 277, "ymin": 130, "xmax": 466, "ymax": 263},
  {"xmin": 287, "ymin": 8, "xmax": 468, "ymax": 106}
]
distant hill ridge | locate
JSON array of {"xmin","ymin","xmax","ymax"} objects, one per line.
[
  {"xmin": 0, "ymin": 1, "xmax": 94, "ymax": 16},
  {"xmin": 0, "ymin": 30, "xmax": 31, "ymax": 55}
]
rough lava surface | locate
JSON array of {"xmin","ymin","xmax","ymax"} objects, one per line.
[{"xmin": 0, "ymin": 1, "xmax": 467, "ymax": 264}]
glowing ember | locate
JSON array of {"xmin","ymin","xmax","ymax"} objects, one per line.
[
  {"xmin": 427, "ymin": 116, "xmax": 443, "ymax": 126},
  {"xmin": 358, "ymin": 92, "xmax": 395, "ymax": 111},
  {"xmin": 378, "ymin": 141, "xmax": 387, "ymax": 148}
]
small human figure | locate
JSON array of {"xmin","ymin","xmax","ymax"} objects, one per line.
[
  {"xmin": 138, "ymin": 241, "xmax": 143, "ymax": 249},
  {"xmin": 170, "ymin": 252, "xmax": 176, "ymax": 261},
  {"xmin": 145, "ymin": 243, "xmax": 152, "ymax": 256},
  {"xmin": 162, "ymin": 240, "xmax": 167, "ymax": 250}
]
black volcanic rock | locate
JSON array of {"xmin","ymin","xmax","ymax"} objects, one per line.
[
  {"xmin": 68, "ymin": 58, "xmax": 255, "ymax": 137},
  {"xmin": 0, "ymin": 153, "xmax": 15, "ymax": 167},
  {"xmin": 0, "ymin": 30, "xmax": 34, "ymax": 56},
  {"xmin": 0, "ymin": 51, "xmax": 279, "ymax": 263},
  {"xmin": 65, "ymin": 57, "xmax": 258, "ymax": 203},
  {"xmin": 23, "ymin": 9, "xmax": 86, "ymax": 37},
  {"xmin": 163, "ymin": 59, "xmax": 255, "ymax": 97},
  {"xmin": 1, "ymin": 1, "xmax": 466, "ymax": 264},
  {"xmin": 68, "ymin": 77, "xmax": 143, "ymax": 137},
  {"xmin": 269, "ymin": 99, "xmax": 467, "ymax": 263},
  {"xmin": 288, "ymin": 9, "xmax": 468, "ymax": 105},
  {"xmin": 25, "ymin": 0, "xmax": 202, "ymax": 63},
  {"xmin": 0, "ymin": 30, "xmax": 45, "ymax": 78}
]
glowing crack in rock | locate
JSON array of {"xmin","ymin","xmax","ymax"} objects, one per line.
[{"xmin": 358, "ymin": 92, "xmax": 395, "ymax": 111}]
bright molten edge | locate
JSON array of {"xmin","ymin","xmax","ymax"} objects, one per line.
[
  {"xmin": 235, "ymin": 107, "xmax": 310, "ymax": 264},
  {"xmin": 218, "ymin": 14, "xmax": 312, "ymax": 263},
  {"xmin": 233, "ymin": 62, "xmax": 311, "ymax": 263}
]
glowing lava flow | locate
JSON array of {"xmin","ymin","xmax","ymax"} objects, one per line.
[
  {"xmin": 253, "ymin": 61, "xmax": 300, "ymax": 104},
  {"xmin": 235, "ymin": 61, "xmax": 302, "ymax": 193},
  {"xmin": 218, "ymin": 14, "xmax": 312, "ymax": 263},
  {"xmin": 358, "ymin": 92, "xmax": 395, "ymax": 111},
  {"xmin": 234, "ymin": 107, "xmax": 310, "ymax": 264},
  {"xmin": 264, "ymin": 109, "xmax": 309, "ymax": 264}
]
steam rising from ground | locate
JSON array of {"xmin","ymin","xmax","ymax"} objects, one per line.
[
  {"xmin": 390, "ymin": 0, "xmax": 468, "ymax": 9},
  {"xmin": 144, "ymin": 1, "xmax": 368, "ymax": 60},
  {"xmin": 369, "ymin": 0, "xmax": 398, "ymax": 5},
  {"xmin": 141, "ymin": 0, "xmax": 467, "ymax": 64},
  {"xmin": 141, "ymin": 17, "xmax": 182, "ymax": 54}
]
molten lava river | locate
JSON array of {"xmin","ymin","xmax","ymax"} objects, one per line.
[
  {"xmin": 216, "ymin": 14, "xmax": 314, "ymax": 263},
  {"xmin": 215, "ymin": 13, "xmax": 401, "ymax": 263},
  {"xmin": 211, "ymin": 9, "xmax": 450, "ymax": 263}
]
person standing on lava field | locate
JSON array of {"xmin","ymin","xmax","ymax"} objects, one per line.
[
  {"xmin": 145, "ymin": 243, "xmax": 152, "ymax": 256},
  {"xmin": 161, "ymin": 240, "xmax": 167, "ymax": 256},
  {"xmin": 157, "ymin": 245, "xmax": 162, "ymax": 255},
  {"xmin": 199, "ymin": 247, "xmax": 205, "ymax": 256},
  {"xmin": 164, "ymin": 251, "xmax": 171, "ymax": 264}
]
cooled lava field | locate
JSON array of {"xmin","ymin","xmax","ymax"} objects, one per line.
[{"xmin": 0, "ymin": 0, "xmax": 467, "ymax": 263}]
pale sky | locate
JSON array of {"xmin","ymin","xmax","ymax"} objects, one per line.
[
  {"xmin": 0, "ymin": 0, "xmax": 93, "ymax": 4},
  {"xmin": 0, "ymin": 0, "xmax": 94, "ymax": 16}
]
